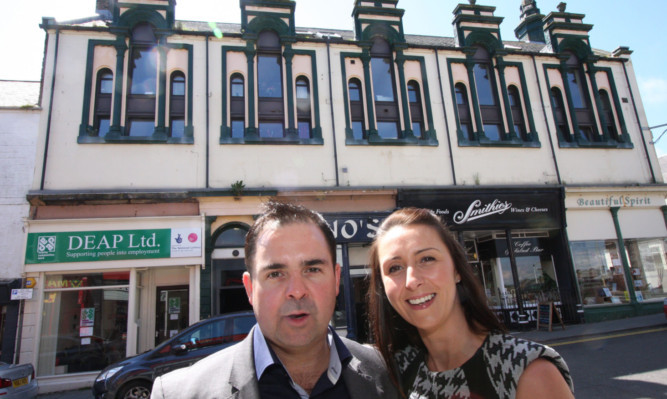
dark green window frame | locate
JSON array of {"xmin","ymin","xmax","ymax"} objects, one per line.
[
  {"xmin": 340, "ymin": 52, "xmax": 437, "ymax": 146},
  {"xmin": 78, "ymin": 39, "xmax": 194, "ymax": 144},
  {"xmin": 543, "ymin": 63, "xmax": 632, "ymax": 149},
  {"xmin": 448, "ymin": 58, "xmax": 539, "ymax": 148},
  {"xmin": 220, "ymin": 46, "xmax": 322, "ymax": 145}
]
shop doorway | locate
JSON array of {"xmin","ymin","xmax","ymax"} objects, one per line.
[
  {"xmin": 463, "ymin": 230, "xmax": 561, "ymax": 327},
  {"xmin": 214, "ymin": 258, "xmax": 252, "ymax": 314},
  {"xmin": 155, "ymin": 286, "xmax": 189, "ymax": 346}
]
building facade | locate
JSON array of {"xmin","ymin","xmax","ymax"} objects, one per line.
[
  {"xmin": 21, "ymin": 0, "xmax": 666, "ymax": 392},
  {"xmin": 0, "ymin": 80, "xmax": 41, "ymax": 364}
]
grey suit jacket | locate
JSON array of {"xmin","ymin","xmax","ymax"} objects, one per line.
[{"xmin": 151, "ymin": 327, "xmax": 399, "ymax": 399}]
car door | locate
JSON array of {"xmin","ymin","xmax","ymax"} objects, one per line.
[{"xmin": 151, "ymin": 317, "xmax": 230, "ymax": 378}]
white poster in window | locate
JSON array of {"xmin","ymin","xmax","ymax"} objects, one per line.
[
  {"xmin": 80, "ymin": 327, "xmax": 93, "ymax": 337},
  {"xmin": 171, "ymin": 228, "xmax": 202, "ymax": 258},
  {"xmin": 81, "ymin": 308, "xmax": 95, "ymax": 327},
  {"xmin": 635, "ymin": 291, "xmax": 644, "ymax": 302},
  {"xmin": 170, "ymin": 313, "xmax": 179, "ymax": 320},
  {"xmin": 602, "ymin": 288, "xmax": 612, "ymax": 297},
  {"xmin": 81, "ymin": 337, "xmax": 91, "ymax": 345},
  {"xmin": 169, "ymin": 330, "xmax": 179, "ymax": 337},
  {"xmin": 634, "ymin": 279, "xmax": 644, "ymax": 287}
]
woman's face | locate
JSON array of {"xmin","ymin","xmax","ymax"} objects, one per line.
[{"xmin": 378, "ymin": 224, "xmax": 463, "ymax": 335}]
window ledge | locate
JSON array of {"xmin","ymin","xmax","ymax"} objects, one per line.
[
  {"xmin": 221, "ymin": 137, "xmax": 324, "ymax": 145},
  {"xmin": 558, "ymin": 140, "xmax": 634, "ymax": 149}
]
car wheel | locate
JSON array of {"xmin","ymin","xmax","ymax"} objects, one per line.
[{"xmin": 118, "ymin": 380, "xmax": 152, "ymax": 399}]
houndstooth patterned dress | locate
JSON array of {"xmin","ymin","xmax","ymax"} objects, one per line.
[{"xmin": 395, "ymin": 332, "xmax": 573, "ymax": 399}]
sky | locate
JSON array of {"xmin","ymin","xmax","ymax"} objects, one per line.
[{"xmin": 2, "ymin": 0, "xmax": 667, "ymax": 155}]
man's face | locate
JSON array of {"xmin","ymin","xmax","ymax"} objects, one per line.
[{"xmin": 243, "ymin": 221, "xmax": 341, "ymax": 356}]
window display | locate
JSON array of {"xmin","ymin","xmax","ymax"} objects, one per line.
[
  {"xmin": 625, "ymin": 238, "xmax": 667, "ymax": 301},
  {"xmin": 570, "ymin": 240, "xmax": 629, "ymax": 305},
  {"xmin": 37, "ymin": 273, "xmax": 129, "ymax": 376}
]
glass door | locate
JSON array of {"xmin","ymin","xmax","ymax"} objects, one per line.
[{"xmin": 155, "ymin": 286, "xmax": 188, "ymax": 346}]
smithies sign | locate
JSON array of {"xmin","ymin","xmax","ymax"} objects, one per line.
[{"xmin": 398, "ymin": 188, "xmax": 562, "ymax": 229}]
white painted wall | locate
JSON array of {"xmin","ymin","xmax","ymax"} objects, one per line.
[{"xmin": 0, "ymin": 107, "xmax": 40, "ymax": 279}]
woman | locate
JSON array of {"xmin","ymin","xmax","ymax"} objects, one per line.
[{"xmin": 368, "ymin": 208, "xmax": 574, "ymax": 398}]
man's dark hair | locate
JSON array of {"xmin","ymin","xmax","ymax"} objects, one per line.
[{"xmin": 244, "ymin": 200, "xmax": 337, "ymax": 277}]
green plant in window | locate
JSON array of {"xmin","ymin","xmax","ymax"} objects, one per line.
[{"xmin": 231, "ymin": 180, "xmax": 246, "ymax": 198}]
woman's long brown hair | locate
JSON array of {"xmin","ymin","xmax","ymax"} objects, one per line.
[{"xmin": 367, "ymin": 208, "xmax": 506, "ymax": 394}]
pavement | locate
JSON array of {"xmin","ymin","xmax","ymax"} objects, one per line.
[{"xmin": 36, "ymin": 312, "xmax": 667, "ymax": 399}]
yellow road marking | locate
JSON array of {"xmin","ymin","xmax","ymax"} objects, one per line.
[{"xmin": 549, "ymin": 327, "xmax": 667, "ymax": 347}]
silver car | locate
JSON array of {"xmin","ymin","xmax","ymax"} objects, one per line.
[{"xmin": 0, "ymin": 362, "xmax": 38, "ymax": 398}]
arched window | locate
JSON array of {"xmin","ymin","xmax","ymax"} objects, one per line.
[
  {"xmin": 94, "ymin": 68, "xmax": 113, "ymax": 137},
  {"xmin": 349, "ymin": 78, "xmax": 366, "ymax": 140},
  {"xmin": 257, "ymin": 30, "xmax": 284, "ymax": 138},
  {"xmin": 370, "ymin": 38, "xmax": 399, "ymax": 139},
  {"xmin": 455, "ymin": 83, "xmax": 473, "ymax": 141},
  {"xmin": 127, "ymin": 22, "xmax": 158, "ymax": 136},
  {"xmin": 550, "ymin": 87, "xmax": 571, "ymax": 141},
  {"xmin": 599, "ymin": 89, "xmax": 619, "ymax": 141},
  {"xmin": 169, "ymin": 71, "xmax": 185, "ymax": 138},
  {"xmin": 564, "ymin": 52, "xmax": 597, "ymax": 142},
  {"xmin": 508, "ymin": 86, "xmax": 526, "ymax": 141},
  {"xmin": 407, "ymin": 81, "xmax": 424, "ymax": 139},
  {"xmin": 296, "ymin": 76, "xmax": 311, "ymax": 139},
  {"xmin": 230, "ymin": 73, "xmax": 245, "ymax": 139},
  {"xmin": 472, "ymin": 46, "xmax": 502, "ymax": 141}
]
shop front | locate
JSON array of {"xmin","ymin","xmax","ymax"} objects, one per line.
[
  {"xmin": 398, "ymin": 187, "xmax": 581, "ymax": 329},
  {"xmin": 324, "ymin": 212, "xmax": 389, "ymax": 341},
  {"xmin": 565, "ymin": 187, "xmax": 667, "ymax": 321},
  {"xmin": 20, "ymin": 216, "xmax": 203, "ymax": 392}
]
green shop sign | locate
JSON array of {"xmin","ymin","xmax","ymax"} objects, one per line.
[{"xmin": 25, "ymin": 228, "xmax": 202, "ymax": 264}]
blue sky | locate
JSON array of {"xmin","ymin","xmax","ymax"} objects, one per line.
[{"xmin": 3, "ymin": 0, "xmax": 666, "ymax": 155}]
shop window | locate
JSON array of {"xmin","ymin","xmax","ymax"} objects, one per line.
[
  {"xmin": 169, "ymin": 71, "xmax": 185, "ymax": 138},
  {"xmin": 94, "ymin": 68, "xmax": 113, "ymax": 137},
  {"xmin": 296, "ymin": 76, "xmax": 312, "ymax": 139},
  {"xmin": 624, "ymin": 238, "xmax": 667, "ymax": 301},
  {"xmin": 37, "ymin": 273, "xmax": 129, "ymax": 377},
  {"xmin": 348, "ymin": 78, "xmax": 366, "ymax": 140},
  {"xmin": 550, "ymin": 87, "xmax": 571, "ymax": 142},
  {"xmin": 472, "ymin": 46, "xmax": 502, "ymax": 141},
  {"xmin": 257, "ymin": 30, "xmax": 284, "ymax": 138},
  {"xmin": 599, "ymin": 89, "xmax": 620, "ymax": 141},
  {"xmin": 370, "ymin": 38, "xmax": 400, "ymax": 139},
  {"xmin": 230, "ymin": 73, "xmax": 245, "ymax": 139},
  {"xmin": 564, "ymin": 52, "xmax": 599, "ymax": 142},
  {"xmin": 407, "ymin": 80, "xmax": 424, "ymax": 139},
  {"xmin": 570, "ymin": 240, "xmax": 629, "ymax": 305},
  {"xmin": 127, "ymin": 23, "xmax": 158, "ymax": 137},
  {"xmin": 508, "ymin": 85, "xmax": 527, "ymax": 141}
]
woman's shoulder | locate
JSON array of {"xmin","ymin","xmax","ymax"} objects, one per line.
[
  {"xmin": 483, "ymin": 331, "xmax": 573, "ymax": 391},
  {"xmin": 485, "ymin": 331, "xmax": 565, "ymax": 363}
]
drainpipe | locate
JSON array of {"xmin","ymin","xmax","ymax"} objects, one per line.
[
  {"xmin": 205, "ymin": 34, "xmax": 211, "ymax": 188},
  {"xmin": 621, "ymin": 61, "xmax": 657, "ymax": 183},
  {"xmin": 40, "ymin": 26, "xmax": 60, "ymax": 190},
  {"xmin": 324, "ymin": 36, "xmax": 340, "ymax": 187},
  {"xmin": 435, "ymin": 49, "xmax": 456, "ymax": 185},
  {"xmin": 531, "ymin": 54, "xmax": 561, "ymax": 184}
]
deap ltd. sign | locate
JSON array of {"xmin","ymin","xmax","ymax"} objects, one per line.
[{"xmin": 25, "ymin": 228, "xmax": 201, "ymax": 264}]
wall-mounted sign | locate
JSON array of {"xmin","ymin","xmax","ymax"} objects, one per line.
[
  {"xmin": 24, "ymin": 278, "xmax": 36, "ymax": 288},
  {"xmin": 10, "ymin": 289, "xmax": 33, "ymax": 300},
  {"xmin": 324, "ymin": 213, "xmax": 389, "ymax": 243},
  {"xmin": 566, "ymin": 193, "xmax": 660, "ymax": 209},
  {"xmin": 25, "ymin": 228, "xmax": 202, "ymax": 264},
  {"xmin": 399, "ymin": 188, "xmax": 562, "ymax": 229}
]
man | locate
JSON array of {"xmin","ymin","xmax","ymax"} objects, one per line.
[{"xmin": 151, "ymin": 201, "xmax": 398, "ymax": 399}]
